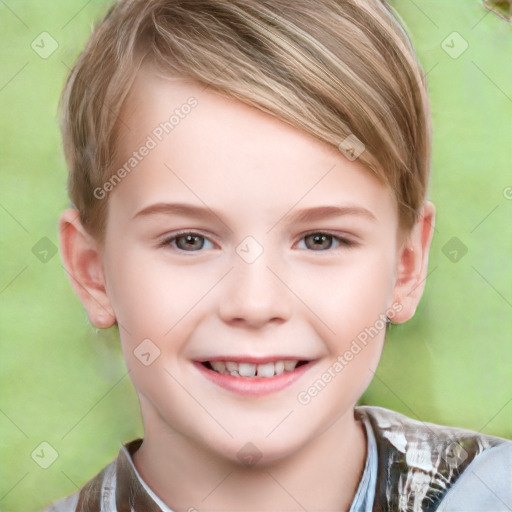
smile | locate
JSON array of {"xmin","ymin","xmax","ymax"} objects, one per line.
[
  {"xmin": 194, "ymin": 358, "xmax": 315, "ymax": 396},
  {"xmin": 203, "ymin": 359, "xmax": 308, "ymax": 378}
]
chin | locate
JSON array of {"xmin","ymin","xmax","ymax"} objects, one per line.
[{"xmin": 211, "ymin": 431, "xmax": 308, "ymax": 469}]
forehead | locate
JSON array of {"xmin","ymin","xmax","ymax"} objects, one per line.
[
  {"xmin": 110, "ymin": 67, "xmax": 397, "ymax": 229},
  {"xmin": 118, "ymin": 68, "xmax": 340, "ymax": 167}
]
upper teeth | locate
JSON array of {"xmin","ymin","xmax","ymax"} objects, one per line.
[{"xmin": 209, "ymin": 360, "xmax": 300, "ymax": 378}]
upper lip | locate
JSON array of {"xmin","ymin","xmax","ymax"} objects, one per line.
[{"xmin": 197, "ymin": 356, "xmax": 314, "ymax": 364}]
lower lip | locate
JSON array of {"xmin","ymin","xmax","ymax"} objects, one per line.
[{"xmin": 194, "ymin": 361, "xmax": 315, "ymax": 396}]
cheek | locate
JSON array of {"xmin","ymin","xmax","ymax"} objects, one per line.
[
  {"xmin": 292, "ymin": 257, "xmax": 395, "ymax": 424},
  {"xmin": 296, "ymin": 250, "xmax": 397, "ymax": 346},
  {"xmin": 103, "ymin": 244, "xmax": 213, "ymax": 336}
]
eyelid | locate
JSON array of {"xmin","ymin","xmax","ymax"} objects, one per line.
[
  {"xmin": 295, "ymin": 230, "xmax": 358, "ymax": 248},
  {"xmin": 159, "ymin": 230, "xmax": 218, "ymax": 250},
  {"xmin": 158, "ymin": 229, "xmax": 358, "ymax": 252}
]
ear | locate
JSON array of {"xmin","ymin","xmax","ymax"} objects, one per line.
[
  {"xmin": 58, "ymin": 208, "xmax": 116, "ymax": 329},
  {"xmin": 391, "ymin": 201, "xmax": 435, "ymax": 323}
]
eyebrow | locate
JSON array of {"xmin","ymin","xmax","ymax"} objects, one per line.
[
  {"xmin": 133, "ymin": 202, "xmax": 220, "ymax": 220},
  {"xmin": 132, "ymin": 202, "xmax": 376, "ymax": 224},
  {"xmin": 282, "ymin": 205, "xmax": 376, "ymax": 224}
]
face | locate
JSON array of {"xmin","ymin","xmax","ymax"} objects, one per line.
[{"xmin": 93, "ymin": 69, "xmax": 411, "ymax": 465}]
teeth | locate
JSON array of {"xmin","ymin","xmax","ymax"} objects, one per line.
[
  {"xmin": 210, "ymin": 361, "xmax": 226, "ymax": 374},
  {"xmin": 207, "ymin": 359, "xmax": 302, "ymax": 378},
  {"xmin": 274, "ymin": 361, "xmax": 284, "ymax": 375},
  {"xmin": 283, "ymin": 360, "xmax": 298, "ymax": 371},
  {"xmin": 225, "ymin": 361, "xmax": 237, "ymax": 372},
  {"xmin": 256, "ymin": 362, "xmax": 275, "ymax": 377},
  {"xmin": 238, "ymin": 363, "xmax": 256, "ymax": 377}
]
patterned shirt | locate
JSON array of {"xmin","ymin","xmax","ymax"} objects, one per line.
[{"xmin": 39, "ymin": 406, "xmax": 512, "ymax": 512}]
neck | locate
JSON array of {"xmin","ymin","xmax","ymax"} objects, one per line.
[{"xmin": 132, "ymin": 406, "xmax": 367, "ymax": 512}]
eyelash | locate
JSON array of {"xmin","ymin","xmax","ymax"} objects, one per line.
[{"xmin": 159, "ymin": 230, "xmax": 357, "ymax": 253}]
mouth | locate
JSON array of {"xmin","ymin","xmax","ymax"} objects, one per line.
[
  {"xmin": 200, "ymin": 359, "xmax": 310, "ymax": 378},
  {"xmin": 194, "ymin": 358, "xmax": 316, "ymax": 396}
]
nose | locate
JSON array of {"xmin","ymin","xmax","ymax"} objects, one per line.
[{"xmin": 218, "ymin": 250, "xmax": 293, "ymax": 329}]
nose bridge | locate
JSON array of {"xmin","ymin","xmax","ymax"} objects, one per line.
[{"xmin": 218, "ymin": 238, "xmax": 292, "ymax": 327}]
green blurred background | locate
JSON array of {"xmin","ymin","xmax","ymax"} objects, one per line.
[{"xmin": 1, "ymin": 1, "xmax": 511, "ymax": 510}]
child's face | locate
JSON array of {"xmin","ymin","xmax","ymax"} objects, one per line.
[{"xmin": 66, "ymin": 68, "xmax": 432, "ymax": 465}]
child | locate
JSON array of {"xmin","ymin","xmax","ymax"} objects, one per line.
[{"xmin": 41, "ymin": 0, "xmax": 511, "ymax": 510}]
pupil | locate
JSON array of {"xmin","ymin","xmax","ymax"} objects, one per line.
[
  {"xmin": 179, "ymin": 234, "xmax": 202, "ymax": 250},
  {"xmin": 310, "ymin": 233, "xmax": 330, "ymax": 250}
]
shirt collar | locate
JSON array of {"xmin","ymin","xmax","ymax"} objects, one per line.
[
  {"xmin": 118, "ymin": 412, "xmax": 377, "ymax": 512},
  {"xmin": 117, "ymin": 439, "xmax": 170, "ymax": 511}
]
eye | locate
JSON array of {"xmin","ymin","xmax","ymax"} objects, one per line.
[
  {"xmin": 162, "ymin": 232, "xmax": 215, "ymax": 252},
  {"xmin": 297, "ymin": 232, "xmax": 354, "ymax": 251}
]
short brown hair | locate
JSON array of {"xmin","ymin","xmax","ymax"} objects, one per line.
[{"xmin": 60, "ymin": 0, "xmax": 431, "ymax": 240}]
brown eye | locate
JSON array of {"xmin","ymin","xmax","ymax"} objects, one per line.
[
  {"xmin": 176, "ymin": 234, "xmax": 204, "ymax": 250},
  {"xmin": 304, "ymin": 233, "xmax": 335, "ymax": 250},
  {"xmin": 163, "ymin": 232, "xmax": 214, "ymax": 251},
  {"xmin": 297, "ymin": 232, "xmax": 355, "ymax": 251}
]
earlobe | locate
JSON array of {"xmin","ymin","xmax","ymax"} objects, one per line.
[
  {"xmin": 58, "ymin": 209, "xmax": 116, "ymax": 329},
  {"xmin": 391, "ymin": 202, "xmax": 436, "ymax": 324}
]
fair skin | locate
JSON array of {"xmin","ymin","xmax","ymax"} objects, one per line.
[{"xmin": 59, "ymin": 68, "xmax": 435, "ymax": 511}]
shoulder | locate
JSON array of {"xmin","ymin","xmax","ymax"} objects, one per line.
[
  {"xmin": 356, "ymin": 405, "xmax": 512, "ymax": 511},
  {"xmin": 437, "ymin": 442, "xmax": 512, "ymax": 511},
  {"xmin": 37, "ymin": 439, "xmax": 145, "ymax": 512},
  {"xmin": 37, "ymin": 458, "xmax": 113, "ymax": 512},
  {"xmin": 38, "ymin": 491, "xmax": 80, "ymax": 512},
  {"xmin": 356, "ymin": 405, "xmax": 509, "ymax": 451}
]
